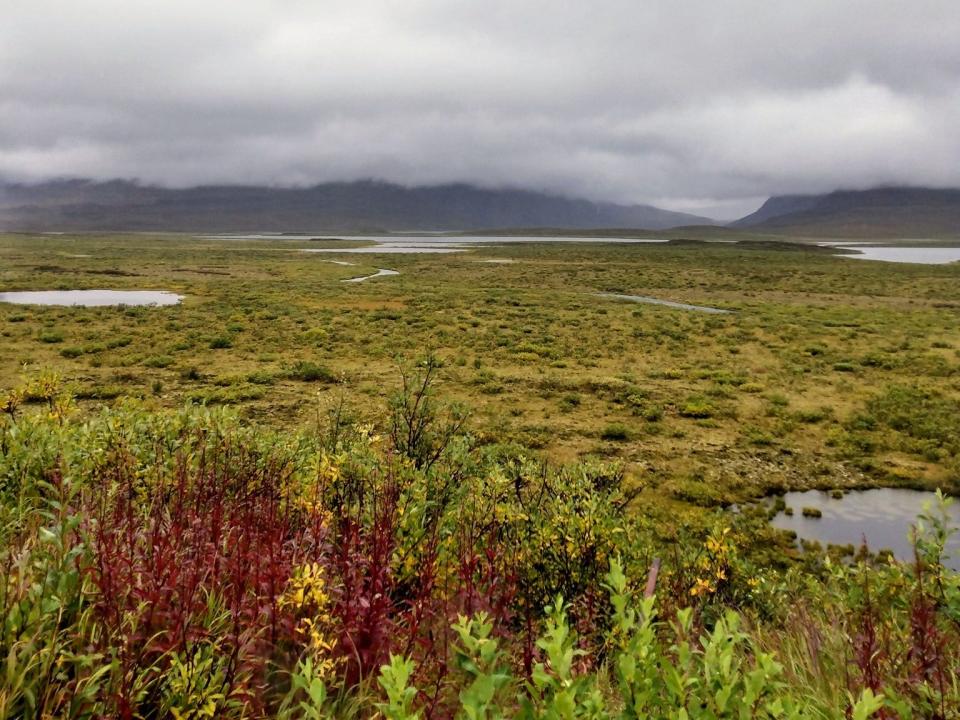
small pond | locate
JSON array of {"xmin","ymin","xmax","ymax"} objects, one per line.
[
  {"xmin": 0, "ymin": 290, "xmax": 183, "ymax": 307},
  {"xmin": 824, "ymin": 244, "xmax": 960, "ymax": 265},
  {"xmin": 771, "ymin": 489, "xmax": 960, "ymax": 570}
]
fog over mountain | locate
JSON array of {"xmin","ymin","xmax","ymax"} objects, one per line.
[
  {"xmin": 732, "ymin": 187, "xmax": 960, "ymax": 238},
  {"xmin": 0, "ymin": 178, "xmax": 712, "ymax": 232},
  {"xmin": 2, "ymin": 1, "xmax": 959, "ymax": 220}
]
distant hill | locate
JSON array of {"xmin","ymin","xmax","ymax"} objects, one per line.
[
  {"xmin": 731, "ymin": 187, "xmax": 960, "ymax": 238},
  {"xmin": 0, "ymin": 179, "xmax": 713, "ymax": 232}
]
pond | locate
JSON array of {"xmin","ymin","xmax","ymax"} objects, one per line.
[
  {"xmin": 0, "ymin": 290, "xmax": 183, "ymax": 307},
  {"xmin": 823, "ymin": 244, "xmax": 960, "ymax": 265},
  {"xmin": 771, "ymin": 489, "xmax": 960, "ymax": 570},
  {"xmin": 596, "ymin": 292, "xmax": 731, "ymax": 314}
]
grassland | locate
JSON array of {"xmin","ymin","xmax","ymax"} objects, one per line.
[{"xmin": 2, "ymin": 232, "xmax": 960, "ymax": 509}]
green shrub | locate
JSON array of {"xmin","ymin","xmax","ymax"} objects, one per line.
[
  {"xmin": 680, "ymin": 395, "xmax": 714, "ymax": 418},
  {"xmin": 143, "ymin": 354, "xmax": 174, "ymax": 368},
  {"xmin": 287, "ymin": 360, "xmax": 336, "ymax": 383},
  {"xmin": 600, "ymin": 422, "xmax": 630, "ymax": 441},
  {"xmin": 38, "ymin": 329, "xmax": 65, "ymax": 343}
]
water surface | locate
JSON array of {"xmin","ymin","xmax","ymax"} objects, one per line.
[
  {"xmin": 342, "ymin": 269, "xmax": 400, "ymax": 283},
  {"xmin": 0, "ymin": 290, "xmax": 183, "ymax": 306},
  {"xmin": 207, "ymin": 233, "xmax": 670, "ymax": 254},
  {"xmin": 821, "ymin": 243, "xmax": 960, "ymax": 265},
  {"xmin": 304, "ymin": 245, "xmax": 466, "ymax": 254},
  {"xmin": 210, "ymin": 233, "xmax": 669, "ymax": 245},
  {"xmin": 596, "ymin": 292, "xmax": 731, "ymax": 314},
  {"xmin": 771, "ymin": 489, "xmax": 960, "ymax": 569}
]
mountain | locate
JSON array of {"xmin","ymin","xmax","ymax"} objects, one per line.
[
  {"xmin": 732, "ymin": 187, "xmax": 960, "ymax": 238},
  {"xmin": 0, "ymin": 179, "xmax": 713, "ymax": 232}
]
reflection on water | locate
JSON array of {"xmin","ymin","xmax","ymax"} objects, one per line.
[
  {"xmin": 596, "ymin": 292, "xmax": 731, "ymax": 314},
  {"xmin": 0, "ymin": 290, "xmax": 183, "ymax": 306},
  {"xmin": 771, "ymin": 489, "xmax": 960, "ymax": 570}
]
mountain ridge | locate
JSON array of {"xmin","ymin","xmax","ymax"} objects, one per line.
[
  {"xmin": 0, "ymin": 178, "xmax": 713, "ymax": 232},
  {"xmin": 731, "ymin": 186, "xmax": 960, "ymax": 238}
]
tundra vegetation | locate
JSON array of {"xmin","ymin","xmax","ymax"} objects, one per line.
[{"xmin": 1, "ymin": 232, "xmax": 959, "ymax": 718}]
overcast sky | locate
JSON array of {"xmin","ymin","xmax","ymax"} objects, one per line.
[{"xmin": 2, "ymin": 1, "xmax": 959, "ymax": 218}]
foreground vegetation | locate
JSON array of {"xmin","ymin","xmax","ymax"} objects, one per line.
[{"xmin": 2, "ymin": 377, "xmax": 958, "ymax": 718}]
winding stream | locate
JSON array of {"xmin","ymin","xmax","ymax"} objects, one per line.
[
  {"xmin": 596, "ymin": 292, "xmax": 731, "ymax": 314},
  {"xmin": 342, "ymin": 269, "xmax": 400, "ymax": 283}
]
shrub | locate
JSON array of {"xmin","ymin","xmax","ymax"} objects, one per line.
[
  {"xmin": 640, "ymin": 404, "xmax": 664, "ymax": 422},
  {"xmin": 38, "ymin": 329, "xmax": 65, "ymax": 343},
  {"xmin": 388, "ymin": 355, "xmax": 467, "ymax": 470},
  {"xmin": 1, "ymin": 379, "xmax": 957, "ymax": 718},
  {"xmin": 680, "ymin": 395, "xmax": 714, "ymax": 418},
  {"xmin": 287, "ymin": 360, "xmax": 337, "ymax": 383},
  {"xmin": 600, "ymin": 422, "xmax": 630, "ymax": 441},
  {"xmin": 142, "ymin": 354, "xmax": 174, "ymax": 368},
  {"xmin": 560, "ymin": 392, "xmax": 581, "ymax": 411}
]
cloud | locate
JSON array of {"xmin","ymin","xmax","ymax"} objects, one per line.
[{"xmin": 1, "ymin": 0, "xmax": 958, "ymax": 218}]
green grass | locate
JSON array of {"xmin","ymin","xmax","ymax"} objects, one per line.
[{"xmin": 2, "ymin": 231, "xmax": 960, "ymax": 503}]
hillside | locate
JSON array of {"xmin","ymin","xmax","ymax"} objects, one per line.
[
  {"xmin": 732, "ymin": 186, "xmax": 960, "ymax": 238},
  {"xmin": 0, "ymin": 178, "xmax": 713, "ymax": 232}
]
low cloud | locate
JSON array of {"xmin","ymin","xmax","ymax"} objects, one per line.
[{"xmin": 2, "ymin": 1, "xmax": 958, "ymax": 218}]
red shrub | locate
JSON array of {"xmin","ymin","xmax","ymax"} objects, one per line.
[{"xmin": 87, "ymin": 437, "xmax": 325, "ymax": 715}]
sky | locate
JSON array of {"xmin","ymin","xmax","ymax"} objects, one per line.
[{"xmin": 2, "ymin": 1, "xmax": 959, "ymax": 219}]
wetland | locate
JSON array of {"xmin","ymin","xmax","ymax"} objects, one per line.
[{"xmin": 3, "ymin": 231, "xmax": 958, "ymax": 512}]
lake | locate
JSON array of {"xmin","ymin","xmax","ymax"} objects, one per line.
[
  {"xmin": 771, "ymin": 488, "xmax": 960, "ymax": 569},
  {"xmin": 0, "ymin": 290, "xmax": 183, "ymax": 306},
  {"xmin": 201, "ymin": 233, "xmax": 671, "ymax": 254},
  {"xmin": 823, "ymin": 244, "xmax": 960, "ymax": 265}
]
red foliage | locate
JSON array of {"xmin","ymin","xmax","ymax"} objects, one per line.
[
  {"xmin": 87, "ymin": 439, "xmax": 324, "ymax": 715},
  {"xmin": 328, "ymin": 479, "xmax": 401, "ymax": 686},
  {"xmin": 84, "ymin": 436, "xmax": 521, "ymax": 717}
]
